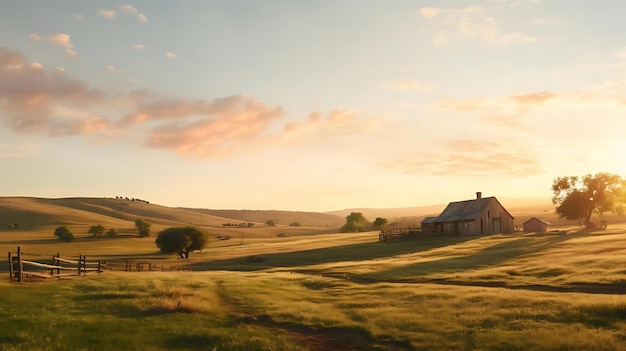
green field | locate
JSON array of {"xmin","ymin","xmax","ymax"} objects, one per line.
[{"xmin": 2, "ymin": 197, "xmax": 626, "ymax": 350}]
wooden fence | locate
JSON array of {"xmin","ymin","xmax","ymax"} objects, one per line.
[
  {"xmin": 105, "ymin": 260, "xmax": 192, "ymax": 272},
  {"xmin": 8, "ymin": 247, "xmax": 106, "ymax": 283},
  {"xmin": 379, "ymin": 227, "xmax": 426, "ymax": 242},
  {"xmin": 7, "ymin": 247, "xmax": 193, "ymax": 283}
]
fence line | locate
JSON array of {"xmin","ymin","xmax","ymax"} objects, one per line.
[
  {"xmin": 7, "ymin": 247, "xmax": 106, "ymax": 283},
  {"xmin": 7, "ymin": 247, "xmax": 193, "ymax": 283}
]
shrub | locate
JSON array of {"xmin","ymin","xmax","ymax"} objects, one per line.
[
  {"xmin": 135, "ymin": 219, "xmax": 151, "ymax": 237},
  {"xmin": 88, "ymin": 224, "xmax": 106, "ymax": 236},
  {"xmin": 54, "ymin": 226, "xmax": 75, "ymax": 242}
]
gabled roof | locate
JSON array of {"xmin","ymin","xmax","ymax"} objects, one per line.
[
  {"xmin": 421, "ymin": 196, "xmax": 514, "ymax": 224},
  {"xmin": 421, "ymin": 216, "xmax": 438, "ymax": 224},
  {"xmin": 523, "ymin": 217, "xmax": 550, "ymax": 225}
]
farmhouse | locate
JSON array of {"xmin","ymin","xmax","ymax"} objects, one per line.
[
  {"xmin": 523, "ymin": 217, "xmax": 550, "ymax": 232},
  {"xmin": 421, "ymin": 192, "xmax": 514, "ymax": 235}
]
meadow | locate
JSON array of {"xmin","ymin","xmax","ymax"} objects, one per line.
[{"xmin": 2, "ymin": 197, "xmax": 626, "ymax": 350}]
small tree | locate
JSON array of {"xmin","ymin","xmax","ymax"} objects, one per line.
[
  {"xmin": 155, "ymin": 227, "xmax": 208, "ymax": 258},
  {"xmin": 373, "ymin": 217, "xmax": 388, "ymax": 230},
  {"xmin": 88, "ymin": 224, "xmax": 106, "ymax": 236},
  {"xmin": 265, "ymin": 220, "xmax": 276, "ymax": 227},
  {"xmin": 135, "ymin": 219, "xmax": 152, "ymax": 237},
  {"xmin": 106, "ymin": 228, "xmax": 117, "ymax": 237},
  {"xmin": 341, "ymin": 212, "xmax": 369, "ymax": 232},
  {"xmin": 54, "ymin": 226, "xmax": 75, "ymax": 242}
]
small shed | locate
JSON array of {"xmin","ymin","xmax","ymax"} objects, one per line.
[
  {"xmin": 421, "ymin": 192, "xmax": 515, "ymax": 236},
  {"xmin": 523, "ymin": 217, "xmax": 549, "ymax": 232}
]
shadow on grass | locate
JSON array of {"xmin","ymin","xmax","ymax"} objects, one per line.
[
  {"xmin": 165, "ymin": 334, "xmax": 221, "ymax": 349},
  {"xmin": 189, "ymin": 235, "xmax": 476, "ymax": 271},
  {"xmin": 353, "ymin": 230, "xmax": 585, "ymax": 283}
]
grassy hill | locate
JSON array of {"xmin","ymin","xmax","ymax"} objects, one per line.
[
  {"xmin": 181, "ymin": 208, "xmax": 344, "ymax": 228},
  {"xmin": 4, "ymin": 196, "xmax": 626, "ymax": 349}
]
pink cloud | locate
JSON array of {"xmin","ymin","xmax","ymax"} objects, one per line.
[
  {"xmin": 47, "ymin": 34, "xmax": 77, "ymax": 58},
  {"xmin": 0, "ymin": 47, "xmax": 374, "ymax": 158},
  {"xmin": 0, "ymin": 47, "xmax": 107, "ymax": 135},
  {"xmin": 144, "ymin": 95, "xmax": 284, "ymax": 157},
  {"xmin": 48, "ymin": 34, "xmax": 72, "ymax": 48}
]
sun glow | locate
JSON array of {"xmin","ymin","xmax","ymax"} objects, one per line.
[{"xmin": 609, "ymin": 140, "xmax": 626, "ymax": 177}]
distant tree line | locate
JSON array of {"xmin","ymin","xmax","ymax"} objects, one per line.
[
  {"xmin": 114, "ymin": 196, "xmax": 150, "ymax": 204},
  {"xmin": 52, "ymin": 218, "xmax": 152, "ymax": 242},
  {"xmin": 222, "ymin": 222, "xmax": 255, "ymax": 227},
  {"xmin": 265, "ymin": 220, "xmax": 301, "ymax": 227}
]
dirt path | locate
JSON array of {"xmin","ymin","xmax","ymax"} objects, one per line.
[{"xmin": 215, "ymin": 281, "xmax": 413, "ymax": 351}]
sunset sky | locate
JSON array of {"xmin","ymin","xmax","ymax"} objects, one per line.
[{"xmin": 2, "ymin": 1, "xmax": 625, "ymax": 212}]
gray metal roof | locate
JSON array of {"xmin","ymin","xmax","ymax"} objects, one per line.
[
  {"xmin": 421, "ymin": 216, "xmax": 438, "ymax": 224},
  {"xmin": 523, "ymin": 217, "xmax": 550, "ymax": 225},
  {"xmin": 421, "ymin": 197, "xmax": 509, "ymax": 224}
]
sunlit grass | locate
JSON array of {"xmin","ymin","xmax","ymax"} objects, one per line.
[{"xmin": 4, "ymin": 208, "xmax": 626, "ymax": 350}]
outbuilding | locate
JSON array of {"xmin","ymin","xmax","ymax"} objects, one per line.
[
  {"xmin": 523, "ymin": 217, "xmax": 550, "ymax": 232},
  {"xmin": 421, "ymin": 192, "xmax": 515, "ymax": 236}
]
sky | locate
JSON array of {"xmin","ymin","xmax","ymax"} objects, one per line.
[{"xmin": 1, "ymin": 1, "xmax": 626, "ymax": 212}]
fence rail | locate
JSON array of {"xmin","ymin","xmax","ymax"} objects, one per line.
[
  {"xmin": 379, "ymin": 227, "xmax": 427, "ymax": 242},
  {"xmin": 8, "ymin": 247, "xmax": 106, "ymax": 283}
]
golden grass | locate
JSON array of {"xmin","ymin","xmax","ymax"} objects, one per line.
[{"xmin": 3, "ymin": 196, "xmax": 626, "ymax": 349}]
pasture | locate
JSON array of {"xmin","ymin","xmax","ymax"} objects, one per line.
[{"xmin": 2, "ymin": 197, "xmax": 626, "ymax": 350}]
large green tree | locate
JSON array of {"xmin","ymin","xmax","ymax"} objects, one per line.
[
  {"xmin": 551, "ymin": 172, "xmax": 624, "ymax": 227},
  {"xmin": 340, "ymin": 212, "xmax": 369, "ymax": 232},
  {"xmin": 155, "ymin": 227, "xmax": 208, "ymax": 258}
]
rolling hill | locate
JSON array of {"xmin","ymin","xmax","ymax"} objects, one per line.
[{"xmin": 0, "ymin": 197, "xmax": 345, "ymax": 234}]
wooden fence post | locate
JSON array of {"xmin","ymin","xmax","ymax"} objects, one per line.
[
  {"xmin": 56, "ymin": 253, "xmax": 60, "ymax": 276},
  {"xmin": 8, "ymin": 252, "xmax": 13, "ymax": 282},
  {"xmin": 77, "ymin": 255, "xmax": 82, "ymax": 276},
  {"xmin": 16, "ymin": 247, "xmax": 23, "ymax": 283}
]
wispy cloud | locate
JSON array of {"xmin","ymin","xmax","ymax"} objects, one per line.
[
  {"xmin": 0, "ymin": 144, "xmax": 38, "ymax": 159},
  {"xmin": 116, "ymin": 5, "xmax": 148, "ymax": 23},
  {"xmin": 98, "ymin": 9, "xmax": 116, "ymax": 19},
  {"xmin": 120, "ymin": 4, "xmax": 138, "ymax": 14},
  {"xmin": 133, "ymin": 44, "xmax": 145, "ymax": 49},
  {"xmin": 380, "ymin": 139, "xmax": 542, "ymax": 176},
  {"xmin": 0, "ymin": 47, "xmax": 375, "ymax": 158},
  {"xmin": 72, "ymin": 13, "xmax": 84, "ymax": 20},
  {"xmin": 105, "ymin": 65, "xmax": 115, "ymax": 72},
  {"xmin": 420, "ymin": 6, "xmax": 536, "ymax": 45},
  {"xmin": 0, "ymin": 47, "xmax": 107, "ymax": 135},
  {"xmin": 29, "ymin": 33, "xmax": 40, "ymax": 41},
  {"xmin": 141, "ymin": 95, "xmax": 284, "ymax": 157},
  {"xmin": 165, "ymin": 52, "xmax": 176, "ymax": 58}
]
